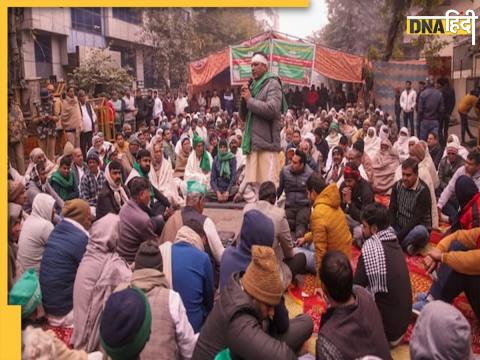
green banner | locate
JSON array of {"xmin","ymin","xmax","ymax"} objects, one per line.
[
  {"xmin": 271, "ymin": 39, "xmax": 314, "ymax": 85},
  {"xmin": 230, "ymin": 41, "xmax": 270, "ymax": 85}
]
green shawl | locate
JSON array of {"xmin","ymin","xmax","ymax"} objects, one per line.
[
  {"xmin": 241, "ymin": 71, "xmax": 288, "ymax": 155},
  {"xmin": 218, "ymin": 148, "xmax": 235, "ymax": 178},
  {"xmin": 49, "ymin": 170, "xmax": 76, "ymax": 201},
  {"xmin": 192, "ymin": 133, "xmax": 211, "ymax": 173}
]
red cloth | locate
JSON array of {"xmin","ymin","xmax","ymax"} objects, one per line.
[
  {"xmin": 306, "ymin": 90, "xmax": 319, "ymax": 106},
  {"xmin": 459, "ymin": 193, "xmax": 480, "ymax": 231}
]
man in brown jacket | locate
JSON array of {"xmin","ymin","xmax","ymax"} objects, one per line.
[{"xmin": 61, "ymin": 86, "xmax": 82, "ymax": 148}]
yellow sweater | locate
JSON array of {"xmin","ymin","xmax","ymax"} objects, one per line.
[
  {"xmin": 457, "ymin": 94, "xmax": 478, "ymax": 114},
  {"xmin": 437, "ymin": 227, "xmax": 480, "ymax": 275},
  {"xmin": 304, "ymin": 183, "xmax": 352, "ymax": 286}
]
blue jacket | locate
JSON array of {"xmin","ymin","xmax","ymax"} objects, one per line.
[
  {"xmin": 210, "ymin": 156, "xmax": 237, "ymax": 193},
  {"xmin": 39, "ymin": 220, "xmax": 88, "ymax": 316},
  {"xmin": 172, "ymin": 242, "xmax": 214, "ymax": 333}
]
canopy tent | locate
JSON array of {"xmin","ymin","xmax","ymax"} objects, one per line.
[{"xmin": 188, "ymin": 31, "xmax": 364, "ymax": 92}]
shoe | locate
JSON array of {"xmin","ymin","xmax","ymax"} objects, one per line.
[
  {"xmin": 412, "ymin": 299, "xmax": 428, "ymax": 316},
  {"xmin": 415, "ymin": 292, "xmax": 427, "ymax": 302}
]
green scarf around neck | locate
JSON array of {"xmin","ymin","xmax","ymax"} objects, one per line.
[
  {"xmin": 218, "ymin": 149, "xmax": 235, "ymax": 178},
  {"xmin": 50, "ymin": 170, "xmax": 75, "ymax": 200},
  {"xmin": 133, "ymin": 162, "xmax": 155, "ymax": 202},
  {"xmin": 192, "ymin": 133, "xmax": 211, "ymax": 173},
  {"xmin": 241, "ymin": 71, "xmax": 288, "ymax": 155}
]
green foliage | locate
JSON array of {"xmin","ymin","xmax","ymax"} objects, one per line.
[{"xmin": 69, "ymin": 47, "xmax": 133, "ymax": 96}]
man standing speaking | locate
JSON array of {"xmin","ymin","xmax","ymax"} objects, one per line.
[{"xmin": 239, "ymin": 51, "xmax": 287, "ymax": 194}]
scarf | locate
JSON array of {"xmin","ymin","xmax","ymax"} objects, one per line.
[
  {"xmin": 104, "ymin": 163, "xmax": 129, "ymax": 208},
  {"xmin": 218, "ymin": 149, "xmax": 235, "ymax": 178},
  {"xmin": 133, "ymin": 162, "xmax": 155, "ymax": 201},
  {"xmin": 50, "ymin": 170, "xmax": 75, "ymax": 200},
  {"xmin": 192, "ymin": 133, "xmax": 211, "ymax": 173},
  {"xmin": 174, "ymin": 225, "xmax": 204, "ymax": 251},
  {"xmin": 362, "ymin": 226, "xmax": 397, "ymax": 295},
  {"xmin": 241, "ymin": 72, "xmax": 288, "ymax": 155}
]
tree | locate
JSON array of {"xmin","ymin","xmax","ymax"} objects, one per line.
[
  {"xmin": 142, "ymin": 8, "xmax": 266, "ymax": 90},
  {"xmin": 69, "ymin": 47, "xmax": 133, "ymax": 96}
]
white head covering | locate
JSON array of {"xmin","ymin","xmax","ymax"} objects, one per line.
[
  {"xmin": 251, "ymin": 53, "xmax": 268, "ymax": 65},
  {"xmin": 393, "ymin": 127, "xmax": 410, "ymax": 162},
  {"xmin": 379, "ymin": 125, "xmax": 390, "ymax": 141},
  {"xmin": 364, "ymin": 127, "xmax": 381, "ymax": 159}
]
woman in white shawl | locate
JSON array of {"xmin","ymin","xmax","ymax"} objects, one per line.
[
  {"xmin": 393, "ymin": 127, "xmax": 410, "ymax": 162},
  {"xmin": 418, "ymin": 140, "xmax": 440, "ymax": 189},
  {"xmin": 378, "ymin": 124, "xmax": 390, "ymax": 141},
  {"xmin": 442, "ymin": 134, "xmax": 469, "ymax": 160},
  {"xmin": 72, "ymin": 214, "xmax": 132, "ymax": 352},
  {"xmin": 364, "ymin": 127, "xmax": 381, "ymax": 159},
  {"xmin": 326, "ymin": 122, "xmax": 341, "ymax": 149},
  {"xmin": 149, "ymin": 141, "xmax": 184, "ymax": 207}
]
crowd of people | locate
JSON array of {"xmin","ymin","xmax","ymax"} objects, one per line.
[{"xmin": 7, "ymin": 50, "xmax": 480, "ymax": 359}]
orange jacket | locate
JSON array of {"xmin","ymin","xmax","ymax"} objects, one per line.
[
  {"xmin": 304, "ymin": 183, "xmax": 352, "ymax": 286},
  {"xmin": 437, "ymin": 227, "xmax": 480, "ymax": 275}
]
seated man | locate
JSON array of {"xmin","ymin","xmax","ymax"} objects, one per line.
[
  {"xmin": 193, "ymin": 246, "xmax": 312, "ymax": 360},
  {"xmin": 317, "ymin": 251, "xmax": 391, "ymax": 360},
  {"xmin": 354, "ymin": 203, "xmax": 412, "ymax": 345},
  {"xmin": 426, "ymin": 131, "xmax": 443, "ymax": 169},
  {"xmin": 413, "ymin": 227, "xmax": 480, "ymax": 319},
  {"xmin": 185, "ymin": 133, "xmax": 213, "ymax": 189},
  {"xmin": 39, "ymin": 199, "xmax": 92, "ymax": 326},
  {"xmin": 410, "ymin": 301, "xmax": 474, "ymax": 360},
  {"xmin": 79, "ymin": 151, "xmax": 105, "ymax": 208},
  {"xmin": 438, "ymin": 149, "xmax": 480, "ymax": 225},
  {"xmin": 126, "ymin": 148, "xmax": 171, "ymax": 217},
  {"xmin": 26, "ymin": 161, "xmax": 63, "ymax": 213},
  {"xmin": 209, "ymin": 139, "xmax": 237, "ymax": 203},
  {"xmin": 389, "ymin": 158, "xmax": 432, "ymax": 255},
  {"xmin": 277, "ymin": 149, "xmax": 314, "ymax": 239},
  {"xmin": 345, "ymin": 147, "xmax": 370, "ymax": 182},
  {"xmin": 120, "ymin": 135, "xmax": 140, "ymax": 175},
  {"xmin": 96, "ymin": 160, "xmax": 130, "ymax": 220},
  {"xmin": 339, "ymin": 162, "xmax": 374, "ymax": 247},
  {"xmin": 49, "ymin": 155, "xmax": 79, "ymax": 201},
  {"xmin": 160, "ymin": 181, "xmax": 224, "ymax": 265},
  {"xmin": 114, "ymin": 241, "xmax": 198, "ymax": 359},
  {"xmin": 437, "ymin": 142, "xmax": 464, "ymax": 195},
  {"xmin": 245, "ymin": 181, "xmax": 306, "ymax": 284},
  {"xmin": 171, "ymin": 221, "xmax": 214, "ymax": 333},
  {"xmin": 296, "ymin": 173, "xmax": 352, "ymax": 284},
  {"xmin": 117, "ymin": 177, "xmax": 161, "ymax": 263}
]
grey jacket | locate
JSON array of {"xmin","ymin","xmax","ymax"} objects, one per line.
[
  {"xmin": 239, "ymin": 77, "xmax": 283, "ymax": 152},
  {"xmin": 418, "ymin": 85, "xmax": 445, "ymax": 122},
  {"xmin": 278, "ymin": 164, "xmax": 314, "ymax": 208}
]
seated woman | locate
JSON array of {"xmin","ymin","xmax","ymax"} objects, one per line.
[
  {"xmin": 326, "ymin": 122, "xmax": 341, "ymax": 149},
  {"xmin": 209, "ymin": 139, "xmax": 237, "ymax": 203},
  {"xmin": 87, "ymin": 132, "xmax": 112, "ymax": 168},
  {"xmin": 364, "ymin": 127, "xmax": 381, "ymax": 159},
  {"xmin": 184, "ymin": 133, "xmax": 213, "ymax": 191},
  {"xmin": 393, "ymin": 127, "xmax": 410, "ymax": 163},
  {"xmin": 371, "ymin": 139, "xmax": 399, "ymax": 195}
]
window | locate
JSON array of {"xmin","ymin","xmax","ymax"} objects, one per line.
[
  {"xmin": 112, "ymin": 8, "xmax": 142, "ymax": 25},
  {"xmin": 71, "ymin": 8, "xmax": 102, "ymax": 34},
  {"xmin": 34, "ymin": 33, "xmax": 52, "ymax": 77}
]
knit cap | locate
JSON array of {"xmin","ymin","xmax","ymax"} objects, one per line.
[
  {"xmin": 100, "ymin": 287, "xmax": 152, "ymax": 360},
  {"xmin": 86, "ymin": 151, "xmax": 100, "ymax": 164},
  {"xmin": 242, "ymin": 245, "xmax": 283, "ymax": 306},
  {"xmin": 135, "ymin": 241, "xmax": 163, "ymax": 272},
  {"xmin": 9, "ymin": 269, "xmax": 42, "ymax": 318},
  {"xmin": 61, "ymin": 199, "xmax": 91, "ymax": 229}
]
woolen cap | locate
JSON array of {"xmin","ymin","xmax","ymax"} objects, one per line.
[
  {"xmin": 61, "ymin": 199, "xmax": 91, "ymax": 228},
  {"xmin": 134, "ymin": 241, "xmax": 163, "ymax": 272},
  {"xmin": 242, "ymin": 245, "xmax": 283, "ymax": 306}
]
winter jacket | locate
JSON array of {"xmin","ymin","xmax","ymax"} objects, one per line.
[
  {"xmin": 72, "ymin": 214, "xmax": 131, "ymax": 352},
  {"xmin": 117, "ymin": 199, "xmax": 158, "ymax": 263},
  {"xmin": 418, "ymin": 85, "xmax": 445, "ymax": 122},
  {"xmin": 339, "ymin": 178, "xmax": 374, "ymax": 222},
  {"xmin": 39, "ymin": 219, "xmax": 89, "ymax": 316},
  {"xmin": 437, "ymin": 155, "xmax": 464, "ymax": 192},
  {"xmin": 95, "ymin": 181, "xmax": 130, "ymax": 220},
  {"xmin": 239, "ymin": 77, "xmax": 283, "ymax": 152},
  {"xmin": 277, "ymin": 164, "xmax": 314, "ymax": 208},
  {"xmin": 210, "ymin": 155, "xmax": 237, "ymax": 193},
  {"xmin": 428, "ymin": 144, "xmax": 443, "ymax": 169},
  {"xmin": 17, "ymin": 193, "xmax": 55, "ymax": 275},
  {"xmin": 436, "ymin": 227, "xmax": 480, "ymax": 275},
  {"xmin": 316, "ymin": 286, "xmax": 392, "ymax": 360},
  {"xmin": 192, "ymin": 273, "xmax": 297, "ymax": 360},
  {"xmin": 304, "ymin": 183, "xmax": 352, "ymax": 286}
]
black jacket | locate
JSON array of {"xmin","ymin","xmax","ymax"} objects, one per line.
[
  {"xmin": 339, "ymin": 178, "xmax": 374, "ymax": 222},
  {"xmin": 193, "ymin": 273, "xmax": 296, "ymax": 360},
  {"xmin": 277, "ymin": 165, "xmax": 314, "ymax": 208},
  {"xmin": 95, "ymin": 182, "xmax": 130, "ymax": 220},
  {"xmin": 354, "ymin": 239, "xmax": 412, "ymax": 342},
  {"xmin": 428, "ymin": 144, "xmax": 443, "ymax": 169}
]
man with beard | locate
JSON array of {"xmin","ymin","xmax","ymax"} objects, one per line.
[{"xmin": 96, "ymin": 160, "xmax": 130, "ymax": 220}]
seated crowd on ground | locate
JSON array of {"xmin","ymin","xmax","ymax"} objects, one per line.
[{"xmin": 7, "ymin": 74, "xmax": 480, "ymax": 359}]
